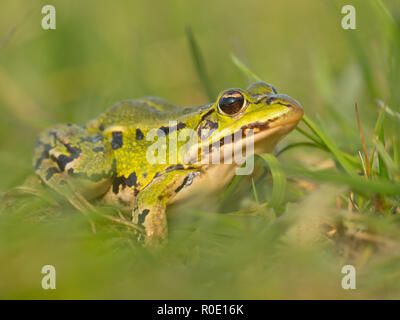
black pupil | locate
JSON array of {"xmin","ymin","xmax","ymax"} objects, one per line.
[{"xmin": 219, "ymin": 92, "xmax": 244, "ymax": 115}]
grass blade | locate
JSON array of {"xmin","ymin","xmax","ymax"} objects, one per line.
[
  {"xmin": 374, "ymin": 101, "xmax": 389, "ymax": 179},
  {"xmin": 355, "ymin": 103, "xmax": 371, "ymax": 177},
  {"xmin": 251, "ymin": 178, "xmax": 259, "ymax": 204},
  {"xmin": 288, "ymin": 166, "xmax": 400, "ymax": 197},
  {"xmin": 257, "ymin": 154, "xmax": 287, "ymax": 212},
  {"xmin": 374, "ymin": 139, "xmax": 398, "ymax": 178},
  {"xmin": 231, "ymin": 54, "xmax": 262, "ymax": 82},
  {"xmin": 276, "ymin": 142, "xmax": 326, "ymax": 157},
  {"xmin": 302, "ymin": 114, "xmax": 357, "ymax": 176},
  {"xmin": 185, "ymin": 26, "xmax": 215, "ymax": 101}
]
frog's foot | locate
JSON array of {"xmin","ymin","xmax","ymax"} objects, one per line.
[
  {"xmin": 2, "ymin": 175, "xmax": 43, "ymax": 199},
  {"xmin": 133, "ymin": 202, "xmax": 168, "ymax": 247},
  {"xmin": 0, "ymin": 175, "xmax": 45, "ymax": 213}
]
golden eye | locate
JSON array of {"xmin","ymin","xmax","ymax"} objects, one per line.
[{"xmin": 218, "ymin": 91, "xmax": 247, "ymax": 116}]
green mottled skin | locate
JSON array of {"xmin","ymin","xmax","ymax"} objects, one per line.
[{"xmin": 33, "ymin": 82, "xmax": 303, "ymax": 246}]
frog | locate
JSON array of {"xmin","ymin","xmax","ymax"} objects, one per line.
[{"xmin": 33, "ymin": 81, "xmax": 303, "ymax": 246}]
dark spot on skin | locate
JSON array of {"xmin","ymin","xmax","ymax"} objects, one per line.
[
  {"xmin": 200, "ymin": 109, "xmax": 215, "ymax": 121},
  {"xmin": 66, "ymin": 145, "xmax": 81, "ymax": 155},
  {"xmin": 112, "ymin": 176, "xmax": 126, "ymax": 194},
  {"xmin": 174, "ymin": 177, "xmax": 189, "ymax": 193},
  {"xmin": 136, "ymin": 128, "xmax": 144, "ymax": 140},
  {"xmin": 125, "ymin": 172, "xmax": 138, "ymax": 187},
  {"xmin": 138, "ymin": 209, "xmax": 150, "ymax": 226},
  {"xmin": 207, "ymin": 120, "xmax": 218, "ymax": 131},
  {"xmin": 93, "ymin": 147, "xmax": 104, "ymax": 152},
  {"xmin": 154, "ymin": 171, "xmax": 161, "ymax": 178},
  {"xmin": 158, "ymin": 122, "xmax": 186, "ymax": 136},
  {"xmin": 198, "ymin": 119, "xmax": 219, "ymax": 140},
  {"xmin": 175, "ymin": 172, "xmax": 200, "ymax": 193},
  {"xmin": 166, "ymin": 164, "xmax": 184, "ymax": 172},
  {"xmin": 156, "ymin": 128, "xmax": 166, "ymax": 137},
  {"xmin": 240, "ymin": 118, "xmax": 278, "ymax": 132},
  {"xmin": 56, "ymin": 154, "xmax": 71, "ymax": 171},
  {"xmin": 45, "ymin": 167, "xmax": 59, "ymax": 181},
  {"xmin": 53, "ymin": 144, "xmax": 81, "ymax": 172},
  {"xmin": 177, "ymin": 122, "xmax": 186, "ymax": 130},
  {"xmin": 111, "ymin": 131, "xmax": 123, "ymax": 150},
  {"xmin": 158, "ymin": 127, "xmax": 169, "ymax": 136}
]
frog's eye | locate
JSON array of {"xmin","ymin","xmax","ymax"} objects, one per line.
[{"xmin": 218, "ymin": 91, "xmax": 247, "ymax": 117}]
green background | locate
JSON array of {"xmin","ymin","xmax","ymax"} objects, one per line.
[{"xmin": 0, "ymin": 0, "xmax": 399, "ymax": 299}]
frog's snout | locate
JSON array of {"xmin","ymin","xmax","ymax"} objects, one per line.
[
  {"xmin": 266, "ymin": 94, "xmax": 303, "ymax": 111},
  {"xmin": 265, "ymin": 93, "xmax": 304, "ymax": 124}
]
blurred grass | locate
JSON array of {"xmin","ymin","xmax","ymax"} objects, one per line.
[{"xmin": 1, "ymin": 0, "xmax": 400, "ymax": 299}]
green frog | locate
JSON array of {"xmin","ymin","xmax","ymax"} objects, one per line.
[{"xmin": 33, "ymin": 81, "xmax": 303, "ymax": 246}]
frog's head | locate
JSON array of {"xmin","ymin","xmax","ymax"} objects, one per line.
[{"xmin": 192, "ymin": 81, "xmax": 303, "ymax": 162}]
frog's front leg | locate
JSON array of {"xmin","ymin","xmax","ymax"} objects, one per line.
[
  {"xmin": 133, "ymin": 184, "xmax": 168, "ymax": 246},
  {"xmin": 132, "ymin": 171, "xmax": 188, "ymax": 246}
]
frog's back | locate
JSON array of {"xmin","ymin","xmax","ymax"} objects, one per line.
[{"xmin": 89, "ymin": 97, "xmax": 209, "ymax": 131}]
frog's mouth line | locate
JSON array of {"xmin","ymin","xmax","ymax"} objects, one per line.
[
  {"xmin": 208, "ymin": 104, "xmax": 303, "ymax": 154},
  {"xmin": 209, "ymin": 120, "xmax": 298, "ymax": 154},
  {"xmin": 185, "ymin": 119, "xmax": 300, "ymax": 165}
]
